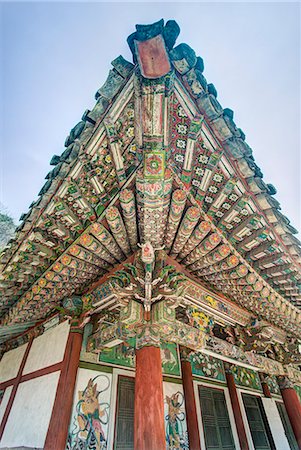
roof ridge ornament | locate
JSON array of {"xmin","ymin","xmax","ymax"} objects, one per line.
[{"xmin": 127, "ymin": 19, "xmax": 180, "ymax": 79}]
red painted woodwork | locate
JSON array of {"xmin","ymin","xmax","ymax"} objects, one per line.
[
  {"xmin": 261, "ymin": 382, "xmax": 272, "ymax": 398},
  {"xmin": 0, "ymin": 361, "xmax": 63, "ymax": 391},
  {"xmin": 134, "ymin": 345, "xmax": 166, "ymax": 450},
  {"xmin": 225, "ymin": 371, "xmax": 250, "ymax": 450},
  {"xmin": 44, "ymin": 329, "xmax": 83, "ymax": 450},
  {"xmin": 0, "ymin": 338, "xmax": 34, "ymax": 440},
  {"xmin": 181, "ymin": 359, "xmax": 201, "ymax": 450},
  {"xmin": 280, "ymin": 387, "xmax": 301, "ymax": 448},
  {"xmin": 21, "ymin": 361, "xmax": 63, "ymax": 383},
  {"xmin": 136, "ymin": 35, "xmax": 171, "ymax": 78},
  {"xmin": 0, "ymin": 377, "xmax": 18, "ymax": 391}
]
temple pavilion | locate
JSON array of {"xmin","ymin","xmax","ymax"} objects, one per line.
[{"xmin": 0, "ymin": 19, "xmax": 300, "ymax": 450}]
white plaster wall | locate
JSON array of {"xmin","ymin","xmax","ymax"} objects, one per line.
[
  {"xmin": 0, "ymin": 371, "xmax": 60, "ymax": 449},
  {"xmin": 0, "ymin": 386, "xmax": 13, "ymax": 424},
  {"xmin": 67, "ymin": 368, "xmax": 112, "ymax": 449},
  {"xmin": 163, "ymin": 381, "xmax": 188, "ymax": 449},
  {"xmin": 23, "ymin": 320, "xmax": 69, "ymax": 374},
  {"xmin": 0, "ymin": 343, "xmax": 28, "ymax": 383},
  {"xmin": 262, "ymin": 397, "xmax": 290, "ymax": 450}
]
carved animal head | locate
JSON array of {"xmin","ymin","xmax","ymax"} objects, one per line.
[{"xmin": 140, "ymin": 242, "xmax": 155, "ymax": 264}]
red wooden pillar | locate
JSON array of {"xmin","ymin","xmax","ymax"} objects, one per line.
[
  {"xmin": 278, "ymin": 376, "xmax": 301, "ymax": 449},
  {"xmin": 225, "ymin": 364, "xmax": 250, "ymax": 450},
  {"xmin": 180, "ymin": 347, "xmax": 201, "ymax": 450},
  {"xmin": 134, "ymin": 344, "xmax": 166, "ymax": 450},
  {"xmin": 44, "ymin": 319, "xmax": 83, "ymax": 450},
  {"xmin": 259, "ymin": 373, "xmax": 272, "ymax": 398}
]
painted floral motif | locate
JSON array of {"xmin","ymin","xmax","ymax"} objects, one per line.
[
  {"xmin": 205, "ymin": 295, "xmax": 217, "ymax": 308},
  {"xmin": 266, "ymin": 375, "xmax": 281, "ymax": 395},
  {"xmin": 176, "ymin": 139, "xmax": 186, "ymax": 149},
  {"xmin": 229, "ymin": 193, "xmax": 238, "ymax": 201},
  {"xmin": 177, "ymin": 106, "xmax": 187, "ymax": 118},
  {"xmin": 170, "ymin": 96, "xmax": 190, "ymax": 171},
  {"xmin": 175, "ymin": 154, "xmax": 184, "ymax": 163},
  {"xmin": 195, "ymin": 167, "xmax": 204, "ymax": 176},
  {"xmin": 231, "ymin": 366, "xmax": 262, "ymax": 391},
  {"xmin": 165, "ymin": 392, "xmax": 189, "ymax": 450},
  {"xmin": 67, "ymin": 375, "xmax": 110, "ymax": 450},
  {"xmin": 192, "ymin": 180, "xmax": 201, "ymax": 187},
  {"xmin": 176, "ymin": 124, "xmax": 188, "ymax": 135},
  {"xmin": 190, "ymin": 352, "xmax": 225, "ymax": 381},
  {"xmin": 213, "ymin": 173, "xmax": 223, "ymax": 183},
  {"xmin": 187, "ymin": 308, "xmax": 213, "ymax": 333},
  {"xmin": 144, "ymin": 152, "xmax": 165, "ymax": 178}
]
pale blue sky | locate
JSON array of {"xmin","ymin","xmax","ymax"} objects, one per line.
[{"xmin": 1, "ymin": 2, "xmax": 300, "ymax": 234}]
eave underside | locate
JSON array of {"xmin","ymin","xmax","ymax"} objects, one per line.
[{"xmin": 1, "ymin": 28, "xmax": 301, "ymax": 343}]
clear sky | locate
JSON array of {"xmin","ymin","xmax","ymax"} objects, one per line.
[{"xmin": 1, "ymin": 2, "xmax": 300, "ymax": 235}]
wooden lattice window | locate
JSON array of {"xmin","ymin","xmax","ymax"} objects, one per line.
[
  {"xmin": 276, "ymin": 401, "xmax": 298, "ymax": 450},
  {"xmin": 242, "ymin": 394, "xmax": 275, "ymax": 450},
  {"xmin": 198, "ymin": 385, "xmax": 236, "ymax": 450},
  {"xmin": 114, "ymin": 376, "xmax": 135, "ymax": 450}
]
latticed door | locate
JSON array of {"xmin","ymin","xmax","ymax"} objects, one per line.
[
  {"xmin": 198, "ymin": 385, "xmax": 236, "ymax": 450},
  {"xmin": 276, "ymin": 401, "xmax": 298, "ymax": 450},
  {"xmin": 114, "ymin": 376, "xmax": 135, "ymax": 450},
  {"xmin": 242, "ymin": 394, "xmax": 275, "ymax": 450}
]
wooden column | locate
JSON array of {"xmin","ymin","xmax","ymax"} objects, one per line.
[
  {"xmin": 278, "ymin": 376, "xmax": 301, "ymax": 449},
  {"xmin": 225, "ymin": 364, "xmax": 250, "ymax": 450},
  {"xmin": 134, "ymin": 344, "xmax": 166, "ymax": 450},
  {"xmin": 180, "ymin": 347, "xmax": 201, "ymax": 450},
  {"xmin": 44, "ymin": 319, "xmax": 83, "ymax": 450},
  {"xmin": 259, "ymin": 373, "xmax": 272, "ymax": 398}
]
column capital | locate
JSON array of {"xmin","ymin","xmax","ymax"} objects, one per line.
[
  {"xmin": 136, "ymin": 325, "xmax": 161, "ymax": 349},
  {"xmin": 179, "ymin": 345, "xmax": 194, "ymax": 362},
  {"xmin": 224, "ymin": 362, "xmax": 235, "ymax": 374},
  {"xmin": 259, "ymin": 372, "xmax": 271, "ymax": 383},
  {"xmin": 277, "ymin": 375, "xmax": 295, "ymax": 390},
  {"xmin": 61, "ymin": 295, "xmax": 92, "ymax": 333}
]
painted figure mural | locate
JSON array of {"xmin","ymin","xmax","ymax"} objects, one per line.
[
  {"xmin": 165, "ymin": 391, "xmax": 189, "ymax": 450},
  {"xmin": 67, "ymin": 375, "xmax": 110, "ymax": 450}
]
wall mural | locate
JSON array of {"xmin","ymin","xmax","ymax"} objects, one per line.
[
  {"xmin": 67, "ymin": 369, "xmax": 111, "ymax": 450},
  {"xmin": 164, "ymin": 382, "xmax": 189, "ymax": 450},
  {"xmin": 231, "ymin": 366, "xmax": 262, "ymax": 391},
  {"xmin": 99, "ymin": 340, "xmax": 181, "ymax": 376},
  {"xmin": 266, "ymin": 375, "xmax": 281, "ymax": 396},
  {"xmin": 99, "ymin": 337, "xmax": 136, "ymax": 369},
  {"xmin": 190, "ymin": 352, "xmax": 225, "ymax": 381}
]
